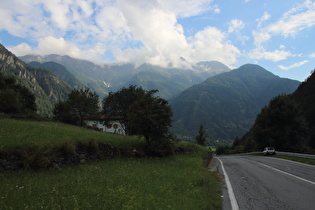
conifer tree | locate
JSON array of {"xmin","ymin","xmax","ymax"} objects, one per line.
[{"xmin": 196, "ymin": 124, "xmax": 206, "ymax": 146}]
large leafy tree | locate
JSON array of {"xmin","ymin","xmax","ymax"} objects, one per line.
[
  {"xmin": 102, "ymin": 85, "xmax": 146, "ymax": 134},
  {"xmin": 102, "ymin": 85, "xmax": 174, "ymax": 156},
  {"xmin": 127, "ymin": 89, "xmax": 173, "ymax": 142},
  {"xmin": 54, "ymin": 88, "xmax": 99, "ymax": 126}
]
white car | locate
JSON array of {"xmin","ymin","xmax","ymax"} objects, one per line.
[{"xmin": 263, "ymin": 147, "xmax": 276, "ymax": 155}]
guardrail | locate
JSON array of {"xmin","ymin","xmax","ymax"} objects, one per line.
[
  {"xmin": 276, "ymin": 151, "xmax": 315, "ymax": 159},
  {"xmin": 235, "ymin": 151, "xmax": 315, "ymax": 159}
]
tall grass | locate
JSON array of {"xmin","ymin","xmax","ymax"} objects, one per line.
[
  {"xmin": 0, "ymin": 149, "xmax": 222, "ymax": 209},
  {"xmin": 0, "ymin": 118, "xmax": 140, "ymax": 151}
]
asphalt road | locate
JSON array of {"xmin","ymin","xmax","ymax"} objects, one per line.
[{"xmin": 214, "ymin": 156, "xmax": 315, "ymax": 210}]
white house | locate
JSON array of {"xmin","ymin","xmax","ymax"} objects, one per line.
[{"xmin": 84, "ymin": 115, "xmax": 125, "ymax": 135}]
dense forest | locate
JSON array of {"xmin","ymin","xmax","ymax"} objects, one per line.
[
  {"xmin": 219, "ymin": 69, "xmax": 315, "ymax": 154},
  {"xmin": 171, "ymin": 64, "xmax": 300, "ymax": 141}
]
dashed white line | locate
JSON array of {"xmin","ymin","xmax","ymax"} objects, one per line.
[{"xmin": 216, "ymin": 157, "xmax": 239, "ymax": 210}]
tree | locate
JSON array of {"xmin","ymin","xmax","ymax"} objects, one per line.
[
  {"xmin": 0, "ymin": 73, "xmax": 37, "ymax": 114},
  {"xmin": 53, "ymin": 101, "xmax": 79, "ymax": 125},
  {"xmin": 128, "ymin": 89, "xmax": 173, "ymax": 143},
  {"xmin": 102, "ymin": 85, "xmax": 146, "ymax": 134},
  {"xmin": 252, "ymin": 94, "xmax": 308, "ymax": 152},
  {"xmin": 54, "ymin": 88, "xmax": 99, "ymax": 126},
  {"xmin": 195, "ymin": 124, "xmax": 206, "ymax": 146},
  {"xmin": 102, "ymin": 85, "xmax": 174, "ymax": 156}
]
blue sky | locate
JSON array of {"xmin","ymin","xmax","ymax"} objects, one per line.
[{"xmin": 0, "ymin": 0, "xmax": 314, "ymax": 81}]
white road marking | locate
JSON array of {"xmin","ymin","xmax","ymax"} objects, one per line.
[
  {"xmin": 216, "ymin": 157, "xmax": 239, "ymax": 210},
  {"xmin": 258, "ymin": 162, "xmax": 315, "ymax": 186}
]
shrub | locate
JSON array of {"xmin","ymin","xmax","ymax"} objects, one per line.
[
  {"xmin": 62, "ymin": 142, "xmax": 77, "ymax": 157},
  {"xmin": 144, "ymin": 137, "xmax": 174, "ymax": 157}
]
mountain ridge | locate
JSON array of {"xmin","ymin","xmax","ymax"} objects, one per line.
[
  {"xmin": 0, "ymin": 44, "xmax": 72, "ymax": 116},
  {"xmin": 170, "ymin": 64, "xmax": 300, "ymax": 140},
  {"xmin": 20, "ymin": 54, "xmax": 231, "ymax": 99},
  {"xmin": 28, "ymin": 61, "xmax": 85, "ymax": 89}
]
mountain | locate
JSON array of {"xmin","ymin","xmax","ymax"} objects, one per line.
[
  {"xmin": 28, "ymin": 61, "xmax": 85, "ymax": 89},
  {"xmin": 122, "ymin": 63, "xmax": 220, "ymax": 99},
  {"xmin": 0, "ymin": 44, "xmax": 72, "ymax": 117},
  {"xmin": 291, "ymin": 69, "xmax": 315, "ymax": 148},
  {"xmin": 170, "ymin": 64, "xmax": 300, "ymax": 140},
  {"xmin": 195, "ymin": 61, "xmax": 231, "ymax": 78},
  {"xmin": 21, "ymin": 54, "xmax": 118, "ymax": 97},
  {"xmin": 20, "ymin": 55, "xmax": 231, "ymax": 99}
]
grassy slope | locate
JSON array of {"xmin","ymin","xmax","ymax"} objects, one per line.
[
  {"xmin": 0, "ymin": 118, "xmax": 140, "ymax": 151},
  {"xmin": 0, "ymin": 118, "xmax": 222, "ymax": 209}
]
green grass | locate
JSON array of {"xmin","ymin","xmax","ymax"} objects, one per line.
[
  {"xmin": 0, "ymin": 118, "xmax": 222, "ymax": 209},
  {"xmin": 0, "ymin": 149, "xmax": 221, "ymax": 209},
  {"xmin": 273, "ymin": 155, "xmax": 315, "ymax": 165},
  {"xmin": 0, "ymin": 118, "xmax": 140, "ymax": 151},
  {"xmin": 244, "ymin": 153, "xmax": 315, "ymax": 165}
]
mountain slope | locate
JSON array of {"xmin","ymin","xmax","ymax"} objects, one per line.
[
  {"xmin": 170, "ymin": 64, "xmax": 300, "ymax": 140},
  {"xmin": 20, "ymin": 55, "xmax": 230, "ymax": 99},
  {"xmin": 0, "ymin": 44, "xmax": 72, "ymax": 116},
  {"xmin": 291, "ymin": 69, "xmax": 315, "ymax": 148},
  {"xmin": 28, "ymin": 61, "xmax": 85, "ymax": 89},
  {"xmin": 122, "ymin": 63, "xmax": 220, "ymax": 99},
  {"xmin": 21, "ymin": 54, "xmax": 118, "ymax": 97}
]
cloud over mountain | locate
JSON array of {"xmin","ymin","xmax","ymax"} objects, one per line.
[{"xmin": 1, "ymin": 0, "xmax": 315, "ymax": 81}]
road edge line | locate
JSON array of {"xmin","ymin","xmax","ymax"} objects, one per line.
[
  {"xmin": 216, "ymin": 157, "xmax": 239, "ymax": 210},
  {"xmin": 258, "ymin": 162, "xmax": 315, "ymax": 186}
]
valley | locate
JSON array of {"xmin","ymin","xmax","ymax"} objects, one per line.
[{"xmin": 0, "ymin": 43, "xmax": 302, "ymax": 143}]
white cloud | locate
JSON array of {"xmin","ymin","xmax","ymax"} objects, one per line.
[
  {"xmin": 9, "ymin": 36, "xmax": 106, "ymax": 64},
  {"xmin": 269, "ymin": 0, "xmax": 315, "ymax": 37},
  {"xmin": 253, "ymin": 0, "xmax": 315, "ymax": 44},
  {"xmin": 256, "ymin": 12, "xmax": 270, "ymax": 28},
  {"xmin": 8, "ymin": 43, "xmax": 34, "ymax": 56},
  {"xmin": 95, "ymin": 4, "xmax": 130, "ymax": 41},
  {"xmin": 157, "ymin": 0, "xmax": 214, "ymax": 18},
  {"xmin": 248, "ymin": 47, "xmax": 295, "ymax": 62},
  {"xmin": 250, "ymin": 1, "xmax": 315, "ymax": 62},
  {"xmin": 117, "ymin": 2, "xmax": 190, "ymax": 67},
  {"xmin": 113, "ymin": 1, "xmax": 239, "ymax": 68},
  {"xmin": 211, "ymin": 4, "xmax": 221, "ymax": 14},
  {"xmin": 278, "ymin": 60, "xmax": 309, "ymax": 70},
  {"xmin": 189, "ymin": 27, "xmax": 240, "ymax": 65},
  {"xmin": 252, "ymin": 31, "xmax": 271, "ymax": 47},
  {"xmin": 309, "ymin": 53, "xmax": 315, "ymax": 58},
  {"xmin": 2, "ymin": 0, "xmax": 238, "ymax": 67},
  {"xmin": 228, "ymin": 19, "xmax": 245, "ymax": 33}
]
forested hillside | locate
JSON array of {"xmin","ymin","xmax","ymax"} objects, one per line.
[
  {"xmin": 0, "ymin": 44, "xmax": 72, "ymax": 116},
  {"xmin": 224, "ymin": 69, "xmax": 315, "ymax": 154},
  {"xmin": 170, "ymin": 64, "xmax": 300, "ymax": 141},
  {"xmin": 28, "ymin": 61, "xmax": 85, "ymax": 90},
  {"xmin": 291, "ymin": 69, "xmax": 315, "ymax": 149}
]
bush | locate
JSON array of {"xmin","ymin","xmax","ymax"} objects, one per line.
[{"xmin": 144, "ymin": 137, "xmax": 174, "ymax": 157}]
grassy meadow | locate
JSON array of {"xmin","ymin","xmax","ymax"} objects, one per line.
[
  {"xmin": 0, "ymin": 118, "xmax": 140, "ymax": 151},
  {"xmin": 0, "ymin": 118, "xmax": 222, "ymax": 209}
]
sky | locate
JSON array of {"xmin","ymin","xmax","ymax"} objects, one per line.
[{"xmin": 0, "ymin": 0, "xmax": 315, "ymax": 81}]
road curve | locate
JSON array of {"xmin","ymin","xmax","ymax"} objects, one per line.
[{"xmin": 215, "ymin": 156, "xmax": 315, "ymax": 210}]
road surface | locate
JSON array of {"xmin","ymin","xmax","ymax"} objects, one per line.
[{"xmin": 213, "ymin": 156, "xmax": 315, "ymax": 210}]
